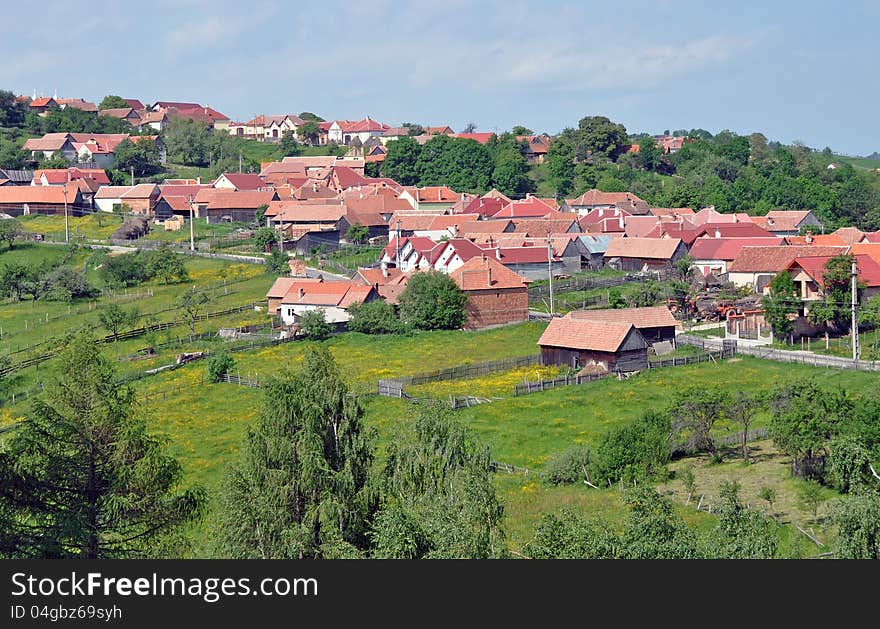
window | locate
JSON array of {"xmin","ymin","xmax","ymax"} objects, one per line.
[{"xmin": 236, "ymin": 128, "xmax": 243, "ymax": 136}]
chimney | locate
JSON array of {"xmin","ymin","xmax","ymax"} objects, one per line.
[
  {"xmin": 487, "ymin": 264, "xmax": 493, "ymax": 285},
  {"xmin": 297, "ymin": 287, "xmax": 305, "ymax": 300},
  {"xmin": 599, "ymin": 208, "xmax": 604, "ymax": 218},
  {"xmin": 381, "ymin": 260, "xmax": 389, "ymax": 277},
  {"xmin": 619, "ymin": 217, "xmax": 624, "ymax": 229},
  {"xmin": 715, "ymin": 229, "xmax": 721, "ymax": 238},
  {"xmin": 614, "ymin": 208, "xmax": 620, "ymax": 217},
  {"xmin": 495, "ymin": 246, "xmax": 501, "ymax": 260},
  {"xmin": 805, "ymin": 232, "xmax": 813, "ymax": 244}
]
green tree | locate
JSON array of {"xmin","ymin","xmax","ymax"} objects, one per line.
[
  {"xmin": 98, "ymin": 302, "xmax": 139, "ymax": 340},
  {"xmin": 808, "ymin": 254, "xmax": 859, "ymax": 332},
  {"xmin": 576, "ymin": 115, "xmax": 629, "ymax": 160},
  {"xmin": 620, "ymin": 486, "xmax": 702, "ymax": 559},
  {"xmin": 380, "ymin": 136, "xmax": 422, "ymax": 185},
  {"xmin": 266, "ymin": 248, "xmax": 289, "ymax": 275},
  {"xmin": 347, "ymin": 300, "xmax": 401, "ymax": 334},
  {"xmin": 510, "ymin": 125, "xmax": 533, "ymax": 136},
  {"xmin": 99, "ymin": 251, "xmax": 150, "ymax": 287},
  {"xmin": 762, "ymin": 271, "xmax": 800, "ymax": 341},
  {"xmin": 207, "ymin": 351, "xmax": 236, "ymax": 383},
  {"xmin": 416, "ymin": 135, "xmax": 493, "ymax": 192},
  {"xmin": 0, "ymin": 333, "xmax": 204, "ymax": 558},
  {"xmin": 372, "ymin": 404, "xmax": 506, "ymax": 558},
  {"xmin": 828, "ymin": 435, "xmax": 875, "ymax": 494},
  {"xmin": 830, "ymin": 492, "xmax": 880, "ymax": 559},
  {"xmin": 278, "ymin": 130, "xmax": 301, "ymax": 157},
  {"xmin": 0, "ymin": 136, "xmax": 28, "ymax": 169},
  {"xmin": 0, "ymin": 261, "xmax": 30, "ymax": 300},
  {"xmin": 345, "ymin": 222, "xmax": 369, "ymax": 244},
  {"xmin": 146, "ymin": 247, "xmax": 189, "ymax": 284},
  {"xmin": 253, "ymin": 227, "xmax": 277, "ymax": 252},
  {"xmin": 297, "ymin": 120, "xmax": 321, "ymax": 145},
  {"xmin": 590, "ymin": 412, "xmax": 671, "ymax": 485},
  {"xmin": 637, "ymin": 136, "xmax": 663, "ymax": 171},
  {"xmin": 525, "ymin": 508, "xmax": 619, "ymax": 559},
  {"xmin": 114, "ymin": 138, "xmax": 161, "ymax": 176},
  {"xmin": 38, "ymin": 155, "xmax": 71, "ymax": 170},
  {"xmin": 299, "ymin": 309, "xmax": 332, "ymax": 340},
  {"xmin": 729, "ymin": 392, "xmax": 761, "ymax": 461},
  {"xmin": 219, "ymin": 346, "xmax": 376, "ymax": 558},
  {"xmin": 99, "ymin": 95, "xmax": 129, "ymax": 110},
  {"xmin": 163, "ymin": 118, "xmax": 212, "ymax": 166},
  {"xmin": 397, "ymin": 270, "xmax": 467, "ymax": 330},
  {"xmin": 176, "ymin": 288, "xmax": 210, "ymax": 335},
  {"xmin": 39, "ymin": 267, "xmax": 98, "ymax": 302},
  {"xmin": 707, "ymin": 480, "xmax": 778, "ymax": 558},
  {"xmin": 254, "ymin": 203, "xmax": 268, "ymax": 227},
  {"xmin": 0, "ymin": 219, "xmax": 24, "ymax": 250},
  {"xmin": 542, "ymin": 445, "xmax": 593, "ymax": 486},
  {"xmin": 858, "ymin": 295, "xmax": 880, "ymax": 356},
  {"xmin": 491, "ymin": 146, "xmax": 533, "ymax": 197},
  {"xmin": 668, "ymin": 387, "xmax": 731, "ymax": 458},
  {"xmin": 0, "ymin": 89, "xmax": 28, "ymax": 127},
  {"xmin": 796, "ymin": 481, "xmax": 825, "ymax": 519}
]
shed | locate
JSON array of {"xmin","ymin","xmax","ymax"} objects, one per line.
[
  {"xmin": 538, "ymin": 318, "xmax": 648, "ymax": 373},
  {"xmin": 566, "ymin": 306, "xmax": 681, "ymax": 344}
]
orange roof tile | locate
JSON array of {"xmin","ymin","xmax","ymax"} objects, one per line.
[
  {"xmin": 538, "ymin": 318, "xmax": 640, "ymax": 352},
  {"xmin": 449, "ymin": 255, "xmax": 530, "ymax": 291},
  {"xmin": 567, "ymin": 306, "xmax": 680, "ymax": 330}
]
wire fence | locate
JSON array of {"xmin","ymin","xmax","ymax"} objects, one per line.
[
  {"xmin": 528, "ymin": 270, "xmax": 675, "ymax": 299},
  {"xmin": 378, "ymin": 354, "xmax": 542, "ymax": 391}
]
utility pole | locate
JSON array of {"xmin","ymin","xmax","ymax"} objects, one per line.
[
  {"xmin": 188, "ymin": 195, "xmax": 195, "ymax": 252},
  {"xmin": 395, "ymin": 219, "xmax": 401, "ymax": 267},
  {"xmin": 547, "ymin": 232, "xmax": 554, "ymax": 316},
  {"xmin": 852, "ymin": 258, "xmax": 860, "ymax": 361},
  {"xmin": 130, "ymin": 166, "xmax": 134, "ymax": 186},
  {"xmin": 239, "ymin": 153, "xmax": 243, "ymax": 173},
  {"xmin": 62, "ymin": 185, "xmax": 69, "ymax": 244}
]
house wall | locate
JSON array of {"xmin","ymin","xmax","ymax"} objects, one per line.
[
  {"xmin": 124, "ymin": 198, "xmax": 155, "ymax": 215},
  {"xmin": 502, "ymin": 260, "xmax": 565, "ymax": 281},
  {"xmin": 205, "ymin": 207, "xmax": 257, "ymax": 223},
  {"xmin": 464, "ymin": 287, "xmax": 528, "ymax": 329},
  {"xmin": 727, "ymin": 271, "xmax": 776, "ymax": 292},
  {"xmin": 95, "ymin": 198, "xmax": 123, "ymax": 213},
  {"xmin": 637, "ymin": 325, "xmax": 677, "ymax": 344},
  {"xmin": 280, "ymin": 304, "xmax": 350, "ymax": 326},
  {"xmin": 539, "ymin": 346, "xmax": 648, "ymax": 372}
]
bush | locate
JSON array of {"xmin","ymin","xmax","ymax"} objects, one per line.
[
  {"xmin": 207, "ymin": 351, "xmax": 236, "ymax": 383},
  {"xmin": 299, "ymin": 309, "xmax": 332, "ymax": 340},
  {"xmin": 100, "ymin": 250, "xmax": 151, "ymax": 287},
  {"xmin": 543, "ymin": 445, "xmax": 593, "ymax": 485},
  {"xmin": 590, "ymin": 412, "xmax": 671, "ymax": 485},
  {"xmin": 145, "ymin": 248, "xmax": 189, "ymax": 284},
  {"xmin": 348, "ymin": 300, "xmax": 402, "ymax": 334},
  {"xmin": 39, "ymin": 267, "xmax": 98, "ymax": 302},
  {"xmin": 397, "ymin": 271, "xmax": 467, "ymax": 330}
]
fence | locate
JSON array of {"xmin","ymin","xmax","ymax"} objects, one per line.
[
  {"xmin": 528, "ymin": 270, "xmax": 674, "ymax": 300},
  {"xmin": 677, "ymin": 334, "xmax": 880, "ymax": 373},
  {"xmin": 378, "ymin": 354, "xmax": 543, "ymax": 391},
  {"xmin": 671, "ymin": 427, "xmax": 770, "ymax": 457},
  {"xmin": 646, "ymin": 347, "xmax": 733, "ymax": 369},
  {"xmin": 513, "ymin": 370, "xmax": 612, "ymax": 396},
  {"xmin": 490, "ymin": 461, "xmax": 530, "ymax": 475}
]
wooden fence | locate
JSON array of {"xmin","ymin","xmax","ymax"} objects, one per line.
[
  {"xmin": 490, "ymin": 461, "xmax": 530, "ymax": 475},
  {"xmin": 646, "ymin": 347, "xmax": 733, "ymax": 369},
  {"xmin": 528, "ymin": 270, "xmax": 674, "ymax": 300},
  {"xmin": 513, "ymin": 370, "xmax": 612, "ymax": 396},
  {"xmin": 670, "ymin": 427, "xmax": 770, "ymax": 457},
  {"xmin": 379, "ymin": 354, "xmax": 542, "ymax": 391}
]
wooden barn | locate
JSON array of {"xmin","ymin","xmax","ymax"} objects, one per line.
[
  {"xmin": 538, "ymin": 318, "xmax": 648, "ymax": 373},
  {"xmin": 566, "ymin": 306, "xmax": 681, "ymax": 344}
]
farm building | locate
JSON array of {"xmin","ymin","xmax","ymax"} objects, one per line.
[
  {"xmin": 277, "ymin": 280, "xmax": 377, "ymax": 325},
  {"xmin": 603, "ymin": 237, "xmax": 687, "ymax": 272},
  {"xmin": 566, "ymin": 306, "xmax": 681, "ymax": 344},
  {"xmin": 449, "ymin": 254, "xmax": 530, "ymax": 329},
  {"xmin": 538, "ymin": 318, "xmax": 648, "ymax": 373}
]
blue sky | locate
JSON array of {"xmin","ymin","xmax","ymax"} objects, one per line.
[{"xmin": 2, "ymin": 1, "xmax": 877, "ymax": 155}]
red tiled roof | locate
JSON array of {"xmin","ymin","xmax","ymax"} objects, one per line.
[
  {"xmin": 452, "ymin": 132, "xmax": 495, "ymax": 144},
  {"xmin": 750, "ymin": 210, "xmax": 815, "ymax": 232},
  {"xmin": 450, "ymin": 254, "xmax": 530, "ymax": 291},
  {"xmin": 567, "ymin": 306, "xmax": 680, "ymax": 330},
  {"xmin": 124, "ymin": 99, "xmax": 145, "ymax": 110},
  {"xmin": 216, "ymin": 173, "xmax": 268, "ymax": 190},
  {"xmin": 604, "ymin": 237, "xmax": 683, "ymax": 260},
  {"xmin": 56, "ymin": 98, "xmax": 98, "ymax": 112},
  {"xmin": 787, "ymin": 254, "xmax": 880, "ymax": 288},
  {"xmin": 538, "ymin": 318, "xmax": 639, "ymax": 352},
  {"xmin": 0, "ymin": 183, "xmax": 80, "ymax": 204},
  {"xmin": 783, "ymin": 234, "xmax": 846, "ymax": 246},
  {"xmin": 831, "ymin": 227, "xmax": 867, "ymax": 245},
  {"xmin": 488, "ymin": 245, "xmax": 550, "ymax": 264},
  {"xmin": 268, "ymin": 201, "xmax": 346, "ymax": 223},
  {"xmin": 689, "ymin": 237, "xmax": 786, "ymax": 261},
  {"xmin": 491, "ymin": 197, "xmax": 560, "ymax": 219},
  {"xmin": 29, "ymin": 97, "xmax": 55, "ymax": 107},
  {"xmin": 456, "ymin": 219, "xmax": 512, "ymax": 234},
  {"xmin": 567, "ymin": 189, "xmax": 646, "ymax": 207},
  {"xmin": 728, "ymin": 245, "xmax": 848, "ymax": 273},
  {"xmin": 198, "ymin": 190, "xmax": 277, "ymax": 209},
  {"xmin": 850, "ymin": 243, "xmax": 880, "ymax": 265},
  {"xmin": 332, "ymin": 165, "xmax": 370, "ymax": 190},
  {"xmin": 280, "ymin": 281, "xmax": 373, "ymax": 308},
  {"xmin": 510, "ymin": 218, "xmax": 578, "ymax": 235}
]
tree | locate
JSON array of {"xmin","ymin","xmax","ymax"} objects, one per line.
[
  {"xmin": 0, "ymin": 261, "xmax": 30, "ymax": 300},
  {"xmin": 38, "ymin": 155, "xmax": 71, "ymax": 170},
  {"xmin": 637, "ymin": 136, "xmax": 662, "ymax": 171},
  {"xmin": 207, "ymin": 351, "xmax": 236, "ymax": 383},
  {"xmin": 668, "ymin": 387, "xmax": 731, "ymax": 458},
  {"xmin": 0, "ymin": 219, "xmax": 24, "ymax": 250},
  {"xmin": 114, "ymin": 138, "xmax": 160, "ymax": 176},
  {"xmin": 830, "ymin": 492, "xmax": 880, "ymax": 559},
  {"xmin": 576, "ymin": 115, "xmax": 629, "ymax": 160},
  {"xmin": 491, "ymin": 147, "xmax": 533, "ymax": 197},
  {"xmin": 762, "ymin": 271, "xmax": 799, "ymax": 341},
  {"xmin": 828, "ymin": 435, "xmax": 875, "ymax": 494},
  {"xmin": 266, "ymin": 248, "xmax": 289, "ymax": 275},
  {"xmin": 162, "ymin": 118, "xmax": 212, "ymax": 166},
  {"xmin": 278, "ymin": 130, "xmax": 301, "ymax": 157},
  {"xmin": 542, "ymin": 445, "xmax": 593, "ymax": 486},
  {"xmin": 809, "ymin": 254, "xmax": 859, "ymax": 332},
  {"xmin": 218, "ymin": 346, "xmax": 376, "ymax": 558},
  {"xmin": 707, "ymin": 480, "xmax": 778, "ymax": 558},
  {"xmin": 402, "ymin": 122, "xmax": 425, "ymax": 136},
  {"xmin": 681, "ymin": 465, "xmax": 697, "ymax": 502},
  {"xmin": 177, "ymin": 288, "xmax": 210, "ymax": 335},
  {"xmin": 146, "ymin": 247, "xmax": 189, "ymax": 284},
  {"xmin": 397, "ymin": 270, "xmax": 467, "ymax": 330},
  {"xmin": 98, "ymin": 302, "xmax": 139, "ymax": 340},
  {"xmin": 0, "ymin": 333, "xmax": 204, "ymax": 558},
  {"xmin": 525, "ymin": 508, "xmax": 619, "ymax": 559},
  {"xmin": 345, "ymin": 222, "xmax": 369, "ymax": 244},
  {"xmin": 758, "ymin": 486, "xmax": 777, "ymax": 514},
  {"xmin": 372, "ymin": 404, "xmax": 505, "ymax": 558},
  {"xmin": 254, "ymin": 203, "xmax": 268, "ymax": 227},
  {"xmin": 0, "ymin": 89, "xmax": 28, "ymax": 127},
  {"xmin": 590, "ymin": 412, "xmax": 671, "ymax": 485},
  {"xmin": 620, "ymin": 486, "xmax": 702, "ymax": 559},
  {"xmin": 298, "ymin": 112, "xmax": 324, "ymax": 123},
  {"xmin": 510, "ymin": 125, "xmax": 533, "ymax": 136},
  {"xmin": 796, "ymin": 481, "xmax": 824, "ymax": 519},
  {"xmin": 462, "ymin": 122, "xmax": 477, "ymax": 134},
  {"xmin": 729, "ymin": 392, "xmax": 760, "ymax": 461},
  {"xmin": 296, "ymin": 120, "xmax": 321, "ymax": 145},
  {"xmin": 298, "ymin": 309, "xmax": 331, "ymax": 340},
  {"xmin": 347, "ymin": 300, "xmax": 401, "ymax": 335},
  {"xmin": 99, "ymin": 95, "xmax": 129, "ymax": 110},
  {"xmin": 380, "ymin": 136, "xmax": 422, "ymax": 186},
  {"xmin": 39, "ymin": 267, "xmax": 97, "ymax": 302},
  {"xmin": 0, "ymin": 136, "xmax": 28, "ymax": 169},
  {"xmin": 99, "ymin": 251, "xmax": 150, "ymax": 287},
  {"xmin": 253, "ymin": 227, "xmax": 277, "ymax": 252},
  {"xmin": 858, "ymin": 295, "xmax": 880, "ymax": 356}
]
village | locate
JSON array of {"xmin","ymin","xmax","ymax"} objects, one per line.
[{"xmin": 1, "ymin": 88, "xmax": 880, "ymax": 563}]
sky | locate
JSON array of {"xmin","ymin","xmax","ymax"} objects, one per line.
[{"xmin": 2, "ymin": 0, "xmax": 878, "ymax": 155}]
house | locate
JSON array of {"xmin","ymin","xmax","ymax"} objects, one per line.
[
  {"xmin": 138, "ymin": 110, "xmax": 168, "ymax": 132},
  {"xmin": 399, "ymin": 186, "xmax": 462, "ymax": 211},
  {"xmin": 726, "ymin": 245, "xmax": 848, "ymax": 292},
  {"xmin": 516, "ymin": 135, "xmax": 551, "ymax": 164},
  {"xmin": 749, "ymin": 210, "xmax": 823, "ymax": 236},
  {"xmin": 352, "ymin": 265, "xmax": 409, "ymax": 305},
  {"xmin": 421, "ymin": 238, "xmax": 486, "ymax": 274},
  {"xmin": 449, "ymin": 254, "xmax": 530, "ymax": 329},
  {"xmin": 783, "ymin": 233, "xmax": 847, "ymax": 246},
  {"xmin": 645, "ymin": 221, "xmax": 775, "ymax": 247},
  {"xmin": 22, "ymin": 133, "xmax": 76, "ymax": 161},
  {"xmin": 0, "ymin": 169, "xmax": 34, "ymax": 186},
  {"xmin": 212, "ymin": 173, "xmax": 269, "ymax": 191},
  {"xmin": 491, "ymin": 196, "xmax": 559, "ymax": 219},
  {"xmin": 153, "ymin": 103, "xmax": 230, "ymax": 130},
  {"xmin": 277, "ymin": 280, "xmax": 378, "ymax": 325},
  {"xmin": 566, "ymin": 306, "xmax": 681, "ymax": 344},
  {"xmin": 688, "ymin": 237, "xmax": 785, "ymax": 277},
  {"xmin": 603, "ymin": 237, "xmax": 687, "ymax": 272},
  {"xmin": 783, "ymin": 254, "xmax": 880, "ymax": 316},
  {"xmin": 99, "ymin": 108, "xmax": 143, "ymax": 125},
  {"xmin": 452, "ymin": 132, "xmax": 496, "ymax": 144},
  {"xmin": 653, "ymin": 135, "xmax": 689, "ymax": 154},
  {"xmin": 511, "ymin": 217, "xmax": 581, "ymax": 235},
  {"xmin": 538, "ymin": 318, "xmax": 648, "ymax": 373},
  {"xmin": 327, "ymin": 118, "xmax": 390, "ymax": 145},
  {"xmin": 28, "ymin": 97, "xmax": 58, "ymax": 115},
  {"xmin": 33, "ymin": 168, "xmax": 110, "ymax": 187},
  {"xmin": 850, "ymin": 243, "xmax": 880, "ymax": 265},
  {"xmin": 267, "ymin": 277, "xmax": 306, "ymax": 314},
  {"xmin": 575, "ymin": 234, "xmax": 614, "ymax": 270},
  {"xmin": 566, "ymin": 190, "xmax": 649, "ymax": 215},
  {"xmin": 194, "ymin": 189, "xmax": 277, "ymax": 223},
  {"xmin": 266, "ymin": 201, "xmax": 350, "ymax": 254},
  {"xmin": 830, "ymin": 227, "xmax": 868, "ymax": 245},
  {"xmin": 0, "ymin": 183, "xmax": 82, "ymax": 216},
  {"xmin": 228, "ymin": 114, "xmax": 304, "ymax": 142},
  {"xmin": 381, "ymin": 236, "xmax": 438, "ymax": 272},
  {"xmin": 55, "ymin": 98, "xmax": 98, "ymax": 113},
  {"xmin": 486, "ymin": 244, "xmax": 565, "ymax": 281},
  {"xmin": 23, "ymin": 132, "xmax": 165, "ymax": 168}
]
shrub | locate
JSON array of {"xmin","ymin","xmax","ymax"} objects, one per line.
[
  {"xmin": 100, "ymin": 250, "xmax": 151, "ymax": 287},
  {"xmin": 397, "ymin": 271, "xmax": 467, "ymax": 330},
  {"xmin": 543, "ymin": 445, "xmax": 593, "ymax": 485},
  {"xmin": 348, "ymin": 300, "xmax": 402, "ymax": 334},
  {"xmin": 590, "ymin": 412, "xmax": 671, "ymax": 485},
  {"xmin": 207, "ymin": 351, "xmax": 236, "ymax": 383},
  {"xmin": 299, "ymin": 309, "xmax": 332, "ymax": 340},
  {"xmin": 39, "ymin": 267, "xmax": 98, "ymax": 302}
]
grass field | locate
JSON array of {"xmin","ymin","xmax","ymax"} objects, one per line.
[{"xmin": 18, "ymin": 213, "xmax": 123, "ymax": 241}]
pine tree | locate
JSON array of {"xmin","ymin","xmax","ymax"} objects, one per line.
[
  {"xmin": 218, "ymin": 346, "xmax": 377, "ymax": 558},
  {"xmin": 0, "ymin": 333, "xmax": 204, "ymax": 558}
]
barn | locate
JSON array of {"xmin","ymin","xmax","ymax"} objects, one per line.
[
  {"xmin": 566, "ymin": 306, "xmax": 681, "ymax": 344},
  {"xmin": 537, "ymin": 318, "xmax": 648, "ymax": 373}
]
